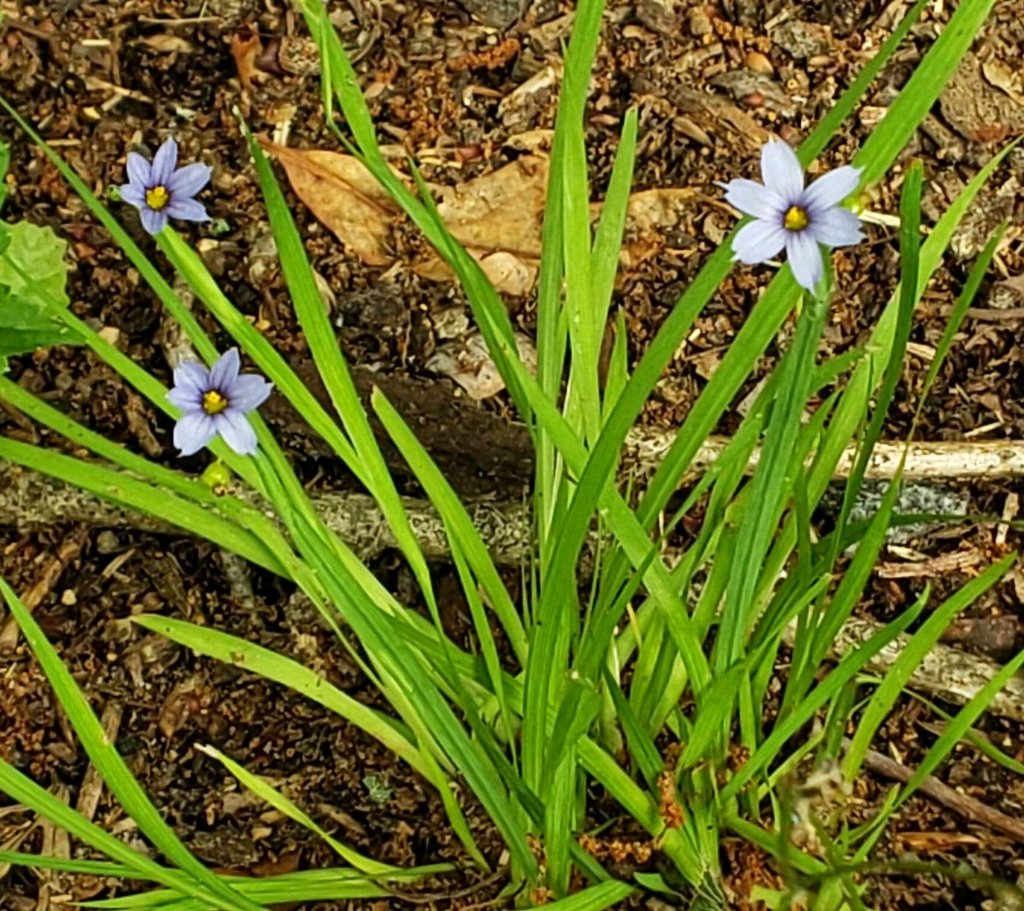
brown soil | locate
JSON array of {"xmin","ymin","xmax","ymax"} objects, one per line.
[{"xmin": 2, "ymin": 0, "xmax": 1024, "ymax": 909}]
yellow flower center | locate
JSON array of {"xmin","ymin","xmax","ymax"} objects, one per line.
[
  {"xmin": 145, "ymin": 185, "xmax": 170, "ymax": 210},
  {"xmin": 202, "ymin": 390, "xmax": 229, "ymax": 415},
  {"xmin": 783, "ymin": 205, "xmax": 810, "ymax": 231}
]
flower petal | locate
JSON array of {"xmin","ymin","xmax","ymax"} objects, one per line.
[
  {"xmin": 126, "ymin": 151, "xmax": 151, "ymax": 188},
  {"xmin": 803, "ymin": 165, "xmax": 861, "ymax": 213},
  {"xmin": 119, "ymin": 182, "xmax": 147, "ymax": 207},
  {"xmin": 165, "ymin": 162, "xmax": 212, "ymax": 198},
  {"xmin": 785, "ymin": 231, "xmax": 824, "ymax": 292},
  {"xmin": 808, "ymin": 207, "xmax": 863, "ymax": 248},
  {"xmin": 225, "ymin": 373, "xmax": 273, "ymax": 413},
  {"xmin": 172, "ymin": 360, "xmax": 211, "ymax": 396},
  {"xmin": 140, "ymin": 207, "xmax": 168, "ymax": 236},
  {"xmin": 167, "ymin": 385, "xmax": 203, "ymax": 411},
  {"xmin": 217, "ymin": 410, "xmax": 259, "ymax": 455},
  {"xmin": 732, "ymin": 219, "xmax": 787, "ymax": 265},
  {"xmin": 151, "ymin": 137, "xmax": 179, "ymax": 186},
  {"xmin": 760, "ymin": 141, "xmax": 805, "ymax": 202},
  {"xmin": 164, "ymin": 197, "xmax": 209, "ymax": 223},
  {"xmin": 173, "ymin": 412, "xmax": 218, "ymax": 456},
  {"xmin": 209, "ymin": 348, "xmax": 241, "ymax": 391},
  {"xmin": 803, "ymin": 166, "xmax": 861, "ymax": 215},
  {"xmin": 722, "ymin": 178, "xmax": 785, "ymax": 221}
]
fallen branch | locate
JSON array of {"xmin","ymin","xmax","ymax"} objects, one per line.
[
  {"xmin": 0, "ymin": 460, "xmax": 532, "ymax": 564},
  {"xmin": 657, "ymin": 435, "xmax": 1024, "ymax": 482},
  {"xmin": 4, "ymin": 440, "xmax": 1024, "ymax": 721},
  {"xmin": 5, "ymin": 434, "xmax": 1024, "ymax": 564},
  {"xmin": 784, "ymin": 617, "xmax": 1024, "ymax": 724},
  {"xmin": 861, "ymin": 747, "xmax": 1024, "ymax": 842}
]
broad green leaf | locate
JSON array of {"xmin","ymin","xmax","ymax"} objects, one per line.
[
  {"xmin": 0, "ymin": 221, "xmax": 77, "ymax": 368},
  {"xmin": 0, "ymin": 220, "xmax": 69, "ymax": 307}
]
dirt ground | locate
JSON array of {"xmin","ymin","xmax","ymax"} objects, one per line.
[{"xmin": 2, "ymin": 0, "xmax": 1024, "ymax": 908}]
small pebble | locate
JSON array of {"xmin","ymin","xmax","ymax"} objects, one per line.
[
  {"xmin": 60, "ymin": 588, "xmax": 77, "ymax": 606},
  {"xmin": 96, "ymin": 530, "xmax": 120, "ymax": 553},
  {"xmin": 688, "ymin": 5, "xmax": 712, "ymax": 36},
  {"xmin": 97, "ymin": 326, "xmax": 120, "ymax": 346},
  {"xmin": 745, "ymin": 51, "xmax": 773, "ymax": 74}
]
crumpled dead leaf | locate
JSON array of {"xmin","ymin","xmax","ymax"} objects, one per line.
[
  {"xmin": 981, "ymin": 58, "xmax": 1024, "ymax": 107},
  {"xmin": 263, "ymin": 142, "xmax": 399, "ymax": 266},
  {"xmin": 414, "ymin": 155, "xmax": 548, "ymax": 295},
  {"xmin": 999, "ymin": 273, "xmax": 1024, "ymax": 298},
  {"xmin": 230, "ymin": 29, "xmax": 263, "ymax": 92},
  {"xmin": 427, "ymin": 329, "xmax": 537, "ymax": 400},
  {"xmin": 269, "ymin": 142, "xmax": 702, "ymax": 295},
  {"xmin": 940, "ymin": 51, "xmax": 1024, "ymax": 143},
  {"xmin": 617, "ymin": 188, "xmax": 701, "ymax": 269}
]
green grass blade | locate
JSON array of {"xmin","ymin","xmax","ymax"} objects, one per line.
[
  {"xmin": 893, "ymin": 638, "xmax": 1024, "ymax": 812},
  {"xmin": 842, "ymin": 553, "xmax": 1015, "ymax": 779},
  {"xmin": 0, "ymin": 777, "xmax": 185, "ymax": 894},
  {"xmin": 81, "ymin": 865, "xmax": 452, "ymax": 909},
  {"xmin": 529, "ymin": 879, "xmax": 636, "ymax": 911},
  {"xmin": 719, "ymin": 591, "xmax": 930, "ymax": 804},
  {"xmin": 831, "ymin": 163, "xmax": 923, "ymax": 559},
  {"xmin": 134, "ymin": 614, "xmax": 431, "ymax": 779},
  {"xmin": 901, "ymin": 690, "xmax": 1024, "ymax": 777},
  {"xmin": 296, "ymin": 532, "xmax": 537, "ymax": 877},
  {"xmin": 913, "ymin": 221, "xmax": 1009, "ymax": 429},
  {"xmin": 197, "ymin": 745, "xmax": 396, "ymax": 876},
  {"xmin": 558, "ymin": 0, "xmax": 605, "ymax": 442},
  {"xmin": 603, "ymin": 309, "xmax": 630, "ymax": 416},
  {"xmin": 604, "ymin": 667, "xmax": 663, "ymax": 786},
  {"xmin": 371, "ymin": 388, "xmax": 527, "ymax": 659},
  {"xmin": 0, "ymin": 578, "xmax": 263, "ymax": 911},
  {"xmin": 591, "ymin": 110, "xmax": 638, "ymax": 356},
  {"xmin": 242, "ymin": 125, "xmax": 445, "ymax": 636},
  {"xmin": 0, "ymin": 376, "xmax": 222, "ymax": 507},
  {"xmin": 784, "ymin": 480, "xmax": 903, "ymax": 717},
  {"xmin": 717, "ymin": 288, "xmax": 830, "ymax": 672},
  {"xmin": 0, "ymin": 436, "xmax": 284, "ymax": 576},
  {"xmin": 577, "ymin": 738, "xmax": 708, "ymax": 886},
  {"xmin": 0, "ymin": 851, "xmax": 136, "ymax": 878},
  {"xmin": 543, "ymin": 747, "xmax": 578, "ymax": 896},
  {"xmin": 133, "ymin": 612, "xmax": 489, "ymax": 871}
]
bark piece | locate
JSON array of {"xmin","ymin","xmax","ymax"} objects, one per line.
[
  {"xmin": 862, "ymin": 747, "xmax": 1024, "ymax": 843},
  {"xmin": 804, "ymin": 617, "xmax": 1024, "ymax": 723}
]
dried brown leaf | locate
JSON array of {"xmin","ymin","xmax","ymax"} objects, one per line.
[
  {"xmin": 1000, "ymin": 273, "xmax": 1024, "ymax": 298},
  {"xmin": 271, "ymin": 143, "xmax": 698, "ymax": 295},
  {"xmin": 413, "ymin": 155, "xmax": 548, "ymax": 293},
  {"xmin": 230, "ymin": 30, "xmax": 263, "ymax": 92},
  {"xmin": 264, "ymin": 142, "xmax": 400, "ymax": 266},
  {"xmin": 436, "ymin": 155, "xmax": 548, "ymax": 259},
  {"xmin": 981, "ymin": 58, "xmax": 1024, "ymax": 106}
]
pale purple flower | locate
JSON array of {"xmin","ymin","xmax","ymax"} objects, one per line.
[
  {"xmin": 119, "ymin": 137, "xmax": 211, "ymax": 236},
  {"xmin": 167, "ymin": 349, "xmax": 272, "ymax": 456},
  {"xmin": 722, "ymin": 141, "xmax": 863, "ymax": 292}
]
